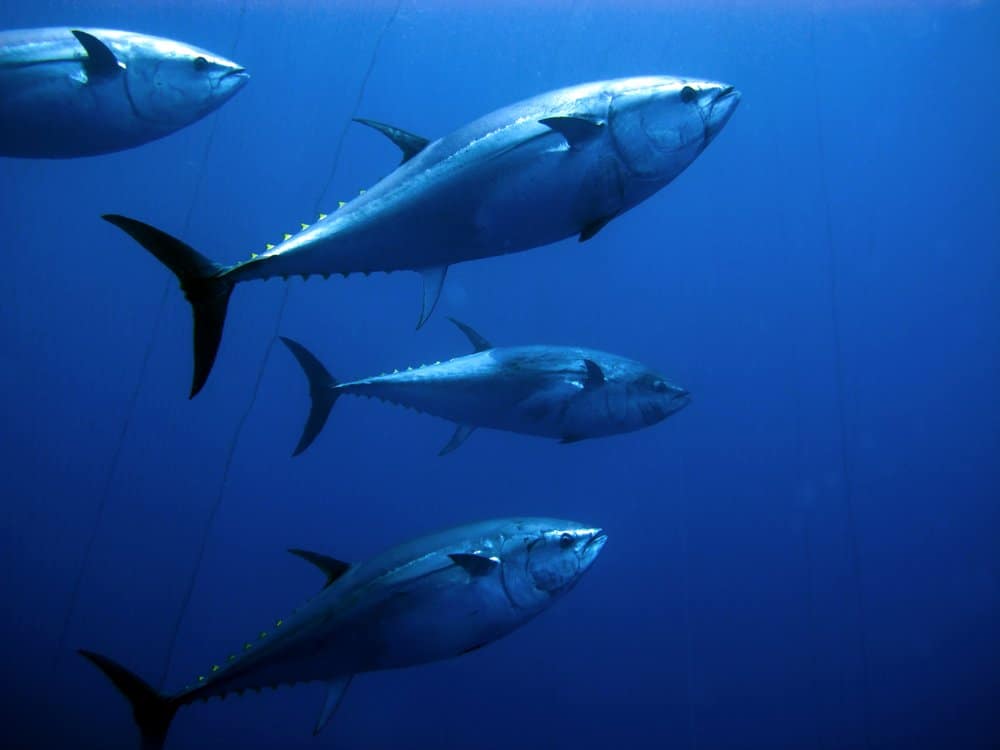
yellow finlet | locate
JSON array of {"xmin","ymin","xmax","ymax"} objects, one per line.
[
  {"xmin": 244, "ymin": 642, "xmax": 253, "ymax": 651},
  {"xmin": 197, "ymin": 675, "xmax": 206, "ymax": 682},
  {"xmin": 300, "ymin": 223, "xmax": 309, "ymax": 230},
  {"xmin": 227, "ymin": 654, "xmax": 237, "ymax": 662},
  {"xmin": 337, "ymin": 201, "xmax": 346, "ymax": 208},
  {"xmin": 275, "ymin": 619, "xmax": 283, "ymax": 628},
  {"xmin": 259, "ymin": 631, "xmax": 268, "ymax": 639},
  {"xmin": 211, "ymin": 664, "xmax": 220, "ymax": 672},
  {"xmin": 359, "ymin": 189, "xmax": 366, "ymax": 195},
  {"xmin": 250, "ymin": 252, "xmax": 258, "ymax": 259},
  {"xmin": 265, "ymin": 243, "xmax": 275, "ymax": 251},
  {"xmin": 318, "ymin": 213, "xmax": 327, "ymax": 220},
  {"xmin": 283, "ymin": 233, "xmax": 292, "ymax": 241}
]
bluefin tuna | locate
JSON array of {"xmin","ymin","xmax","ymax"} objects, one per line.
[
  {"xmin": 281, "ymin": 318, "xmax": 690, "ymax": 455},
  {"xmin": 79, "ymin": 517, "xmax": 607, "ymax": 748},
  {"xmin": 102, "ymin": 75, "xmax": 740, "ymax": 396},
  {"xmin": 0, "ymin": 27, "xmax": 248, "ymax": 157}
]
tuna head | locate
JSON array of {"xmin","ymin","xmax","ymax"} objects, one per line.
[
  {"xmin": 561, "ymin": 355, "xmax": 691, "ymax": 437},
  {"xmin": 120, "ymin": 34, "xmax": 248, "ymax": 128},
  {"xmin": 625, "ymin": 367, "xmax": 691, "ymax": 428},
  {"xmin": 499, "ymin": 519, "xmax": 607, "ymax": 613},
  {"xmin": 608, "ymin": 75, "xmax": 740, "ymax": 181}
]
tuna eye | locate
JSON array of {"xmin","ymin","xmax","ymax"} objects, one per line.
[
  {"xmin": 193, "ymin": 56, "xmax": 209, "ymax": 71},
  {"xmin": 653, "ymin": 380, "xmax": 669, "ymax": 393},
  {"xmin": 559, "ymin": 533, "xmax": 574, "ymax": 549},
  {"xmin": 680, "ymin": 85, "xmax": 697, "ymax": 103}
]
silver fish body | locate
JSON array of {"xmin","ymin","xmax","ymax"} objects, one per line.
[
  {"xmin": 0, "ymin": 27, "xmax": 247, "ymax": 157},
  {"xmin": 281, "ymin": 319, "xmax": 691, "ymax": 455},
  {"xmin": 102, "ymin": 76, "xmax": 738, "ymax": 396},
  {"xmin": 79, "ymin": 518, "xmax": 607, "ymax": 745}
]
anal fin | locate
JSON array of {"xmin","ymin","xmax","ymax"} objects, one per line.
[
  {"xmin": 439, "ymin": 424, "xmax": 476, "ymax": 456},
  {"xmin": 416, "ymin": 265, "xmax": 448, "ymax": 329},
  {"xmin": 314, "ymin": 675, "xmax": 353, "ymax": 736},
  {"xmin": 579, "ymin": 213, "xmax": 617, "ymax": 242}
]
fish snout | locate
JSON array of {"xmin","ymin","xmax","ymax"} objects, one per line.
[
  {"xmin": 670, "ymin": 387, "xmax": 692, "ymax": 412},
  {"xmin": 705, "ymin": 84, "xmax": 740, "ymax": 140},
  {"xmin": 581, "ymin": 528, "xmax": 608, "ymax": 564},
  {"xmin": 218, "ymin": 65, "xmax": 250, "ymax": 91}
]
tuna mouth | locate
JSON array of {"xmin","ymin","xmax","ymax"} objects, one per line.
[
  {"xmin": 703, "ymin": 85, "xmax": 739, "ymax": 142},
  {"xmin": 585, "ymin": 530, "xmax": 608, "ymax": 553},
  {"xmin": 218, "ymin": 67, "xmax": 250, "ymax": 88},
  {"xmin": 715, "ymin": 85, "xmax": 737, "ymax": 101}
]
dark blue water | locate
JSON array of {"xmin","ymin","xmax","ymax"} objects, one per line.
[{"xmin": 1, "ymin": 1, "xmax": 997, "ymax": 748}]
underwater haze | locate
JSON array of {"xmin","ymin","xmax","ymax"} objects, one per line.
[{"xmin": 1, "ymin": 0, "xmax": 997, "ymax": 748}]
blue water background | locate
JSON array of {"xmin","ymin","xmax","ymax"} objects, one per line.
[{"xmin": 0, "ymin": 1, "xmax": 997, "ymax": 748}]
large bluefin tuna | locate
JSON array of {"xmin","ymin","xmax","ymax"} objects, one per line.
[
  {"xmin": 102, "ymin": 75, "xmax": 740, "ymax": 396},
  {"xmin": 0, "ymin": 28, "xmax": 248, "ymax": 158},
  {"xmin": 281, "ymin": 318, "xmax": 691, "ymax": 455},
  {"xmin": 79, "ymin": 518, "xmax": 607, "ymax": 748}
]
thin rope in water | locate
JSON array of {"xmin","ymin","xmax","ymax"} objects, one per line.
[
  {"xmin": 156, "ymin": 0, "xmax": 404, "ymax": 690},
  {"xmin": 808, "ymin": 13, "xmax": 872, "ymax": 748},
  {"xmin": 49, "ymin": 9, "xmax": 247, "ymax": 681},
  {"xmin": 677, "ymin": 479, "xmax": 698, "ymax": 750},
  {"xmin": 760, "ymin": 74, "xmax": 825, "ymax": 748}
]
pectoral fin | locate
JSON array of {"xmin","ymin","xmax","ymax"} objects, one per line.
[
  {"xmin": 417, "ymin": 265, "xmax": 448, "ymax": 329},
  {"xmin": 449, "ymin": 553, "xmax": 499, "ymax": 577},
  {"xmin": 287, "ymin": 548, "xmax": 352, "ymax": 588},
  {"xmin": 354, "ymin": 118, "xmax": 429, "ymax": 163},
  {"xmin": 71, "ymin": 30, "xmax": 123, "ymax": 78},
  {"xmin": 540, "ymin": 115, "xmax": 605, "ymax": 150},
  {"xmin": 583, "ymin": 359, "xmax": 606, "ymax": 389},
  {"xmin": 314, "ymin": 675, "xmax": 353, "ymax": 736},
  {"xmin": 439, "ymin": 424, "xmax": 476, "ymax": 456}
]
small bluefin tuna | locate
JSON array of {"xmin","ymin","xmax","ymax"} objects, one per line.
[
  {"xmin": 101, "ymin": 75, "xmax": 739, "ymax": 396},
  {"xmin": 0, "ymin": 28, "xmax": 248, "ymax": 157},
  {"xmin": 80, "ymin": 518, "xmax": 607, "ymax": 748},
  {"xmin": 281, "ymin": 318, "xmax": 690, "ymax": 455}
]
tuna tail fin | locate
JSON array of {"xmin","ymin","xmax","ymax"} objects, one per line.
[
  {"xmin": 78, "ymin": 650, "xmax": 179, "ymax": 750},
  {"xmin": 103, "ymin": 214, "xmax": 233, "ymax": 399},
  {"xmin": 280, "ymin": 337, "xmax": 340, "ymax": 456}
]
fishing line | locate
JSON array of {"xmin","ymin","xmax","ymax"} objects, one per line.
[
  {"xmin": 49, "ymin": 6, "xmax": 248, "ymax": 681},
  {"xmin": 315, "ymin": 0, "xmax": 404, "ymax": 213},
  {"xmin": 807, "ymin": 12, "xmax": 872, "ymax": 748},
  {"xmin": 677, "ymin": 475, "xmax": 698, "ymax": 750},
  {"xmin": 157, "ymin": 0, "xmax": 405, "ymax": 690},
  {"xmin": 758, "ymin": 58, "xmax": 826, "ymax": 748}
]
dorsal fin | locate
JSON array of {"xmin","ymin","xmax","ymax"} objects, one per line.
[
  {"xmin": 447, "ymin": 318, "xmax": 492, "ymax": 352},
  {"xmin": 71, "ymin": 30, "xmax": 123, "ymax": 78},
  {"xmin": 288, "ymin": 548, "xmax": 352, "ymax": 588},
  {"xmin": 353, "ymin": 118, "xmax": 430, "ymax": 164}
]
